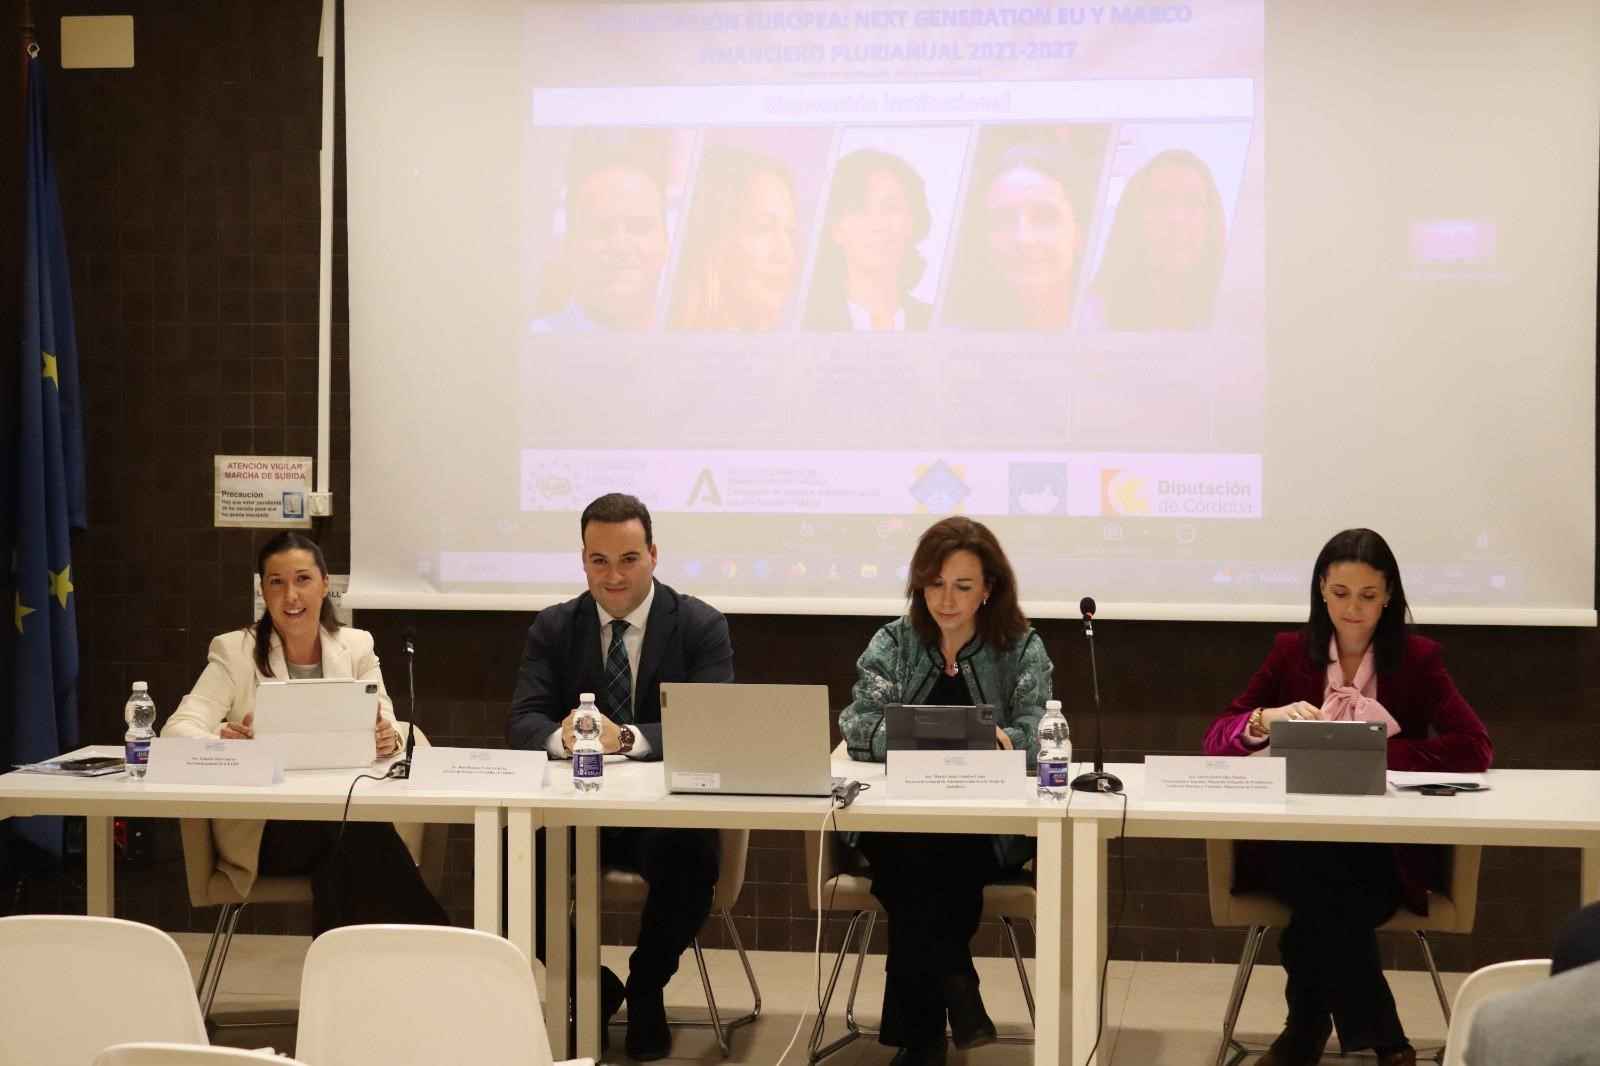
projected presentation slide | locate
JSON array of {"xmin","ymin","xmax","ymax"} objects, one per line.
[
  {"xmin": 346, "ymin": 0, "xmax": 1598, "ymax": 617},
  {"xmin": 497, "ymin": 0, "xmax": 1264, "ymax": 599}
]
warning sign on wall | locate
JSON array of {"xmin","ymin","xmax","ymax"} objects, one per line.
[{"xmin": 214, "ymin": 455, "xmax": 314, "ymax": 529}]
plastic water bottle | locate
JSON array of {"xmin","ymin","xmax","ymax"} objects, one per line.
[
  {"xmin": 124, "ymin": 682, "xmax": 157, "ymax": 780},
  {"xmin": 571, "ymin": 692, "xmax": 604, "ymax": 793},
  {"xmin": 1036, "ymin": 699, "xmax": 1071, "ymax": 800}
]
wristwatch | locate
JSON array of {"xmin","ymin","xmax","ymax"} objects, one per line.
[{"xmin": 617, "ymin": 725, "xmax": 636, "ymax": 755}]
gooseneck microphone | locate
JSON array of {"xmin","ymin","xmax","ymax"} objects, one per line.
[
  {"xmin": 387, "ymin": 625, "xmax": 420, "ymax": 780},
  {"xmin": 1070, "ymin": 596, "xmax": 1124, "ymax": 794}
]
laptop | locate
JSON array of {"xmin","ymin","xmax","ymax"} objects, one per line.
[
  {"xmin": 1272, "ymin": 719, "xmax": 1387, "ymax": 795},
  {"xmin": 253, "ymin": 678, "xmax": 379, "ymax": 770},
  {"xmin": 885, "ymin": 704, "xmax": 997, "ymax": 751},
  {"xmin": 660, "ymin": 683, "xmax": 839, "ymax": 796}
]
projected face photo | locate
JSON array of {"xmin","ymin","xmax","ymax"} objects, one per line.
[
  {"xmin": 567, "ymin": 165, "xmax": 669, "ymax": 330},
  {"xmin": 670, "ymin": 147, "xmax": 803, "ymax": 333},
  {"xmin": 1091, "ymin": 148, "xmax": 1227, "ymax": 332},
  {"xmin": 832, "ymin": 168, "xmax": 917, "ymax": 287},
  {"xmin": 1141, "ymin": 159, "xmax": 1214, "ymax": 274},
  {"xmin": 922, "ymin": 548, "xmax": 991, "ymax": 645},
  {"xmin": 724, "ymin": 168, "xmax": 798, "ymax": 331},
  {"xmin": 984, "ymin": 164, "xmax": 1080, "ymax": 329},
  {"xmin": 582, "ymin": 518, "xmax": 658, "ymax": 620},
  {"xmin": 1319, "ymin": 561, "xmax": 1389, "ymax": 655}
]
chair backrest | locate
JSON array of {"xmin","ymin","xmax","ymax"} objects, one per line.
[
  {"xmin": 0, "ymin": 916, "xmax": 208, "ymax": 1066},
  {"xmin": 94, "ymin": 1043, "xmax": 303, "ymax": 1065},
  {"xmin": 295, "ymin": 924, "xmax": 552, "ymax": 1066},
  {"xmin": 1441, "ymin": 958, "xmax": 1550, "ymax": 1066}
]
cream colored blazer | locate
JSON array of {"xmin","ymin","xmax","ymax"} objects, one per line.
[{"xmin": 164, "ymin": 625, "xmax": 400, "ymax": 897}]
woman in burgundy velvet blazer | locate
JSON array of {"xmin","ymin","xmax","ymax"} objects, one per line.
[{"xmin": 1203, "ymin": 529, "xmax": 1492, "ymax": 1066}]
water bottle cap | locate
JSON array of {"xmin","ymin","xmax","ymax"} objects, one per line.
[
  {"xmin": 132, "ymin": 682, "xmax": 149, "ymax": 693},
  {"xmin": 579, "ymin": 692, "xmax": 595, "ymax": 702},
  {"xmin": 1045, "ymin": 699, "xmax": 1061, "ymax": 711}
]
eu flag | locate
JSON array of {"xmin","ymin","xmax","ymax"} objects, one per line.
[{"xmin": 10, "ymin": 51, "xmax": 87, "ymax": 858}]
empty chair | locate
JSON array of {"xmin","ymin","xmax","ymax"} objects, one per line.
[
  {"xmin": 602, "ymin": 827, "xmax": 761, "ymax": 1054},
  {"xmin": 1440, "ymin": 958, "xmax": 1550, "ymax": 1066},
  {"xmin": 94, "ymin": 1044, "xmax": 306, "ymax": 1065},
  {"xmin": 1205, "ymin": 840, "xmax": 1482, "ymax": 1066},
  {"xmin": 0, "ymin": 915, "xmax": 208, "ymax": 1066},
  {"xmin": 295, "ymin": 924, "xmax": 551, "ymax": 1066}
]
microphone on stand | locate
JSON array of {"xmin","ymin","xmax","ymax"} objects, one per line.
[
  {"xmin": 1070, "ymin": 596, "xmax": 1123, "ymax": 794},
  {"xmin": 387, "ymin": 625, "xmax": 419, "ymax": 780}
]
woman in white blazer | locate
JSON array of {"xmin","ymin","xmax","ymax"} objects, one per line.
[{"xmin": 164, "ymin": 531, "xmax": 447, "ymax": 933}]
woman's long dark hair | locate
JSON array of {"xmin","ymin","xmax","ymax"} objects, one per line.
[
  {"xmin": 1305, "ymin": 528, "xmax": 1411, "ymax": 674},
  {"xmin": 252, "ymin": 531, "xmax": 340, "ymax": 678},
  {"xmin": 1091, "ymin": 148, "xmax": 1226, "ymax": 331},
  {"xmin": 906, "ymin": 516, "xmax": 1029, "ymax": 651}
]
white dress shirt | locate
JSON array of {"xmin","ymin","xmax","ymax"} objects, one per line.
[
  {"xmin": 846, "ymin": 300, "xmax": 907, "ymax": 332},
  {"xmin": 547, "ymin": 582, "xmax": 655, "ymax": 759}
]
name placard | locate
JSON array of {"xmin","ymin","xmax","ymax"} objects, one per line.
[
  {"xmin": 1144, "ymin": 755, "xmax": 1286, "ymax": 805},
  {"xmin": 407, "ymin": 748, "xmax": 547, "ymax": 793},
  {"xmin": 145, "ymin": 738, "xmax": 282, "ymax": 786},
  {"xmin": 887, "ymin": 749, "xmax": 1027, "ymax": 800}
]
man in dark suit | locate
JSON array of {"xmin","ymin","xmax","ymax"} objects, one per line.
[{"xmin": 509, "ymin": 492, "xmax": 733, "ymax": 1061}]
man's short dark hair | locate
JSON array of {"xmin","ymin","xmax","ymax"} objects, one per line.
[{"xmin": 580, "ymin": 493, "xmax": 653, "ymax": 546}]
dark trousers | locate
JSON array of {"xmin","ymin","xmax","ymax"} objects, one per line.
[
  {"xmin": 1263, "ymin": 841, "xmax": 1408, "ymax": 1054},
  {"xmin": 256, "ymin": 820, "xmax": 450, "ymax": 937},
  {"xmin": 857, "ymin": 832, "xmax": 1009, "ymax": 1048},
  {"xmin": 532, "ymin": 825, "xmax": 720, "ymax": 994}
]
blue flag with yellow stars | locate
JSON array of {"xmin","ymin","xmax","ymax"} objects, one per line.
[{"xmin": 10, "ymin": 51, "xmax": 87, "ymax": 859}]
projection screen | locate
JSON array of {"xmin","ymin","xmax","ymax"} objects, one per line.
[{"xmin": 344, "ymin": 0, "xmax": 1599, "ymax": 623}]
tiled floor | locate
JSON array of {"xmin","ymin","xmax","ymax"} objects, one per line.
[{"xmin": 180, "ymin": 934, "xmax": 1461, "ymax": 1065}]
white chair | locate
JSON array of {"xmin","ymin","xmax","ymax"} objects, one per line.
[
  {"xmin": 1439, "ymin": 958, "xmax": 1550, "ymax": 1066},
  {"xmin": 1206, "ymin": 840, "xmax": 1483, "ymax": 1066},
  {"xmin": 802, "ymin": 829, "xmax": 1036, "ymax": 1064},
  {"xmin": 602, "ymin": 827, "xmax": 761, "ymax": 1054},
  {"xmin": 94, "ymin": 1043, "xmax": 305, "ymax": 1065},
  {"xmin": 0, "ymin": 915, "xmax": 209, "ymax": 1066},
  {"xmin": 182, "ymin": 722, "xmax": 445, "ymax": 1021},
  {"xmin": 295, "ymin": 924, "xmax": 552, "ymax": 1066}
]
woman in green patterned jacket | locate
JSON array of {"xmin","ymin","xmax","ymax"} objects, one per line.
[{"xmin": 837, "ymin": 516, "xmax": 1055, "ymax": 1066}]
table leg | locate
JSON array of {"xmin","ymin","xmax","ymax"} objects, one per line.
[
  {"xmin": 1035, "ymin": 819, "xmax": 1072, "ymax": 1066},
  {"xmin": 507, "ymin": 808, "xmax": 537, "ymax": 969},
  {"xmin": 473, "ymin": 807, "xmax": 504, "ymax": 936},
  {"xmin": 85, "ymin": 815, "xmax": 114, "ymax": 916},
  {"xmin": 575, "ymin": 826, "xmax": 602, "ymax": 1060},
  {"xmin": 547, "ymin": 825, "xmax": 572, "ymax": 1060},
  {"xmin": 1072, "ymin": 819, "xmax": 1109, "ymax": 1066},
  {"xmin": 1582, "ymin": 847, "xmax": 1600, "ymax": 904}
]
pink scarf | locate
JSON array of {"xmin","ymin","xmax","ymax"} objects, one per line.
[{"xmin": 1323, "ymin": 638, "xmax": 1400, "ymax": 737}]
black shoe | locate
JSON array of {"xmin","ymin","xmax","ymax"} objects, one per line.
[
  {"xmin": 1257, "ymin": 1015, "xmax": 1332, "ymax": 1066},
  {"xmin": 598, "ymin": 966, "xmax": 625, "ymax": 1053},
  {"xmin": 942, "ymin": 975, "xmax": 997, "ymax": 1050},
  {"xmin": 888, "ymin": 1038, "xmax": 948, "ymax": 1066},
  {"xmin": 624, "ymin": 982, "xmax": 672, "ymax": 1062}
]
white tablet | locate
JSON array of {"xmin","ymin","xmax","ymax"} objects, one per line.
[{"xmin": 253, "ymin": 678, "xmax": 379, "ymax": 770}]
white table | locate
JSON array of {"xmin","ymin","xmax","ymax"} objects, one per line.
[
  {"xmin": 1063, "ymin": 764, "xmax": 1600, "ymax": 1066},
  {"xmin": 0, "ymin": 745, "xmax": 539, "ymax": 966},
  {"xmin": 522, "ymin": 756, "xmax": 1076, "ymax": 1065}
]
